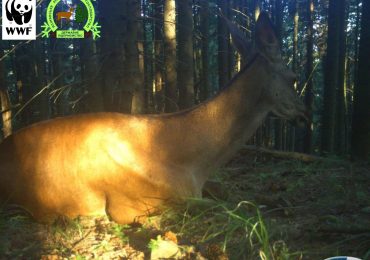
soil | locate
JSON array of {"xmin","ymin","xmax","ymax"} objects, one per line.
[{"xmin": 0, "ymin": 148, "xmax": 369, "ymax": 259}]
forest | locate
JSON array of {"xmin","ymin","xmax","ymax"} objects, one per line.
[
  {"xmin": 0, "ymin": 0, "xmax": 369, "ymax": 159},
  {"xmin": 0, "ymin": 0, "xmax": 369, "ymax": 259}
]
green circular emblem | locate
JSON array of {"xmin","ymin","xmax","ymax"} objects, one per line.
[{"xmin": 41, "ymin": 0, "xmax": 101, "ymax": 40}]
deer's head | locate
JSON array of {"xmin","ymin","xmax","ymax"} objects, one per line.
[{"xmin": 227, "ymin": 12, "xmax": 308, "ymax": 126}]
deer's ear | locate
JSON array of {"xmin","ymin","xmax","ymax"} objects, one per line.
[
  {"xmin": 255, "ymin": 12, "xmax": 280, "ymax": 58},
  {"xmin": 226, "ymin": 19, "xmax": 252, "ymax": 60}
]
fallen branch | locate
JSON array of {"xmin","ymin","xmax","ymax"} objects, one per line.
[{"xmin": 240, "ymin": 145, "xmax": 323, "ymax": 162}]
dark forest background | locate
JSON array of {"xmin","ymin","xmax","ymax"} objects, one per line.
[{"xmin": 0, "ymin": 0, "xmax": 369, "ymax": 160}]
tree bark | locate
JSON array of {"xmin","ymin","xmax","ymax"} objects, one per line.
[
  {"xmin": 335, "ymin": 0, "xmax": 347, "ymax": 154},
  {"xmin": 177, "ymin": 0, "xmax": 194, "ymax": 109},
  {"xmin": 288, "ymin": 0, "xmax": 299, "ymax": 151},
  {"xmin": 321, "ymin": 0, "xmax": 343, "ymax": 153},
  {"xmin": 199, "ymin": 0, "xmax": 209, "ymax": 102},
  {"xmin": 351, "ymin": 0, "xmax": 370, "ymax": 160},
  {"xmin": 303, "ymin": 0, "xmax": 314, "ymax": 154},
  {"xmin": 0, "ymin": 90, "xmax": 12, "ymax": 138},
  {"xmin": 16, "ymin": 44, "xmax": 48, "ymax": 123},
  {"xmin": 274, "ymin": 0, "xmax": 284, "ymax": 151},
  {"xmin": 0, "ymin": 46, "xmax": 12, "ymax": 138},
  {"xmin": 80, "ymin": 38, "xmax": 104, "ymax": 112},
  {"xmin": 99, "ymin": 0, "xmax": 129, "ymax": 112},
  {"xmin": 154, "ymin": 0, "xmax": 165, "ymax": 113},
  {"xmin": 127, "ymin": 0, "xmax": 145, "ymax": 114},
  {"xmin": 33, "ymin": 10, "xmax": 49, "ymax": 121},
  {"xmin": 163, "ymin": 0, "xmax": 178, "ymax": 112},
  {"xmin": 217, "ymin": 0, "xmax": 229, "ymax": 90}
]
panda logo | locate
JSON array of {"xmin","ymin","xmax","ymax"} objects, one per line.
[{"xmin": 6, "ymin": 0, "xmax": 33, "ymax": 25}]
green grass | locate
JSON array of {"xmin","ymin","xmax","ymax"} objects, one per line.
[
  {"xmin": 109, "ymin": 223, "xmax": 130, "ymax": 243},
  {"xmin": 147, "ymin": 237, "xmax": 161, "ymax": 251},
  {"xmin": 160, "ymin": 197, "xmax": 298, "ymax": 259}
]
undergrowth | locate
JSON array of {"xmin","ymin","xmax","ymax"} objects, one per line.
[
  {"xmin": 160, "ymin": 197, "xmax": 300, "ymax": 259},
  {"xmin": 0, "ymin": 155, "xmax": 369, "ymax": 259}
]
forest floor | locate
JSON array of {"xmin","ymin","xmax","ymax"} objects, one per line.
[{"xmin": 0, "ymin": 147, "xmax": 369, "ymax": 260}]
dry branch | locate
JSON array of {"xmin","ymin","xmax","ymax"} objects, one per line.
[{"xmin": 240, "ymin": 145, "xmax": 323, "ymax": 162}]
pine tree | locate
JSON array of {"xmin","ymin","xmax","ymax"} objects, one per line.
[{"xmin": 75, "ymin": 4, "xmax": 87, "ymax": 24}]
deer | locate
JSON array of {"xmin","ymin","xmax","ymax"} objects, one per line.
[
  {"xmin": 56, "ymin": 6, "xmax": 75, "ymax": 22},
  {"xmin": 0, "ymin": 13, "xmax": 307, "ymax": 224}
]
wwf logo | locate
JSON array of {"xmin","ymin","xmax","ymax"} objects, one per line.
[{"xmin": 5, "ymin": 0, "xmax": 33, "ymax": 25}]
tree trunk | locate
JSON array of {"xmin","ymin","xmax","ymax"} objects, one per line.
[
  {"xmin": 32, "ymin": 11, "xmax": 49, "ymax": 121},
  {"xmin": 51, "ymin": 40, "xmax": 71, "ymax": 117},
  {"xmin": 217, "ymin": 0, "xmax": 229, "ymax": 90},
  {"xmin": 177, "ymin": 0, "xmax": 194, "ymax": 109},
  {"xmin": 227, "ymin": 1, "xmax": 235, "ymax": 79},
  {"xmin": 142, "ymin": 1, "xmax": 151, "ymax": 113},
  {"xmin": 253, "ymin": 0, "xmax": 262, "ymax": 146},
  {"xmin": 351, "ymin": 0, "xmax": 370, "ymax": 160},
  {"xmin": 163, "ymin": 0, "xmax": 178, "ymax": 112},
  {"xmin": 15, "ymin": 45, "xmax": 44, "ymax": 124},
  {"xmin": 289, "ymin": 0, "xmax": 299, "ymax": 151},
  {"xmin": 274, "ymin": 0, "xmax": 284, "ymax": 150},
  {"xmin": 127, "ymin": 0, "xmax": 145, "ymax": 114},
  {"xmin": 154, "ymin": 0, "xmax": 164, "ymax": 113},
  {"xmin": 0, "ymin": 90, "xmax": 12, "ymax": 138},
  {"xmin": 274, "ymin": 0, "xmax": 283, "ymax": 41},
  {"xmin": 321, "ymin": 0, "xmax": 343, "ymax": 153},
  {"xmin": 335, "ymin": 0, "xmax": 347, "ymax": 154},
  {"xmin": 80, "ymin": 38, "xmax": 104, "ymax": 112},
  {"xmin": 199, "ymin": 0, "xmax": 209, "ymax": 102},
  {"xmin": 303, "ymin": 0, "xmax": 314, "ymax": 154},
  {"xmin": 0, "ymin": 48, "xmax": 12, "ymax": 138},
  {"xmin": 99, "ymin": 0, "xmax": 129, "ymax": 112}
]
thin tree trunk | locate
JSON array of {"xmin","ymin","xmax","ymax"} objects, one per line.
[
  {"xmin": 274, "ymin": 0, "xmax": 284, "ymax": 150},
  {"xmin": 217, "ymin": 0, "xmax": 229, "ymax": 90},
  {"xmin": 142, "ymin": 1, "xmax": 151, "ymax": 113},
  {"xmin": 80, "ymin": 38, "xmax": 104, "ymax": 112},
  {"xmin": 289, "ymin": 0, "xmax": 299, "ymax": 151},
  {"xmin": 0, "ymin": 90, "xmax": 12, "ymax": 138},
  {"xmin": 127, "ymin": 0, "xmax": 145, "ymax": 114},
  {"xmin": 227, "ymin": 1, "xmax": 235, "ymax": 79},
  {"xmin": 154, "ymin": 0, "xmax": 164, "ymax": 113},
  {"xmin": 253, "ymin": 0, "xmax": 263, "ymax": 146},
  {"xmin": 353, "ymin": 0, "xmax": 361, "ymax": 91},
  {"xmin": 15, "ymin": 45, "xmax": 45, "ymax": 123},
  {"xmin": 335, "ymin": 0, "xmax": 347, "ymax": 154},
  {"xmin": 351, "ymin": 0, "xmax": 370, "ymax": 160},
  {"xmin": 178, "ymin": 0, "xmax": 194, "ymax": 109},
  {"xmin": 163, "ymin": 0, "xmax": 178, "ymax": 112},
  {"xmin": 33, "ymin": 11, "xmax": 49, "ymax": 121},
  {"xmin": 99, "ymin": 0, "xmax": 129, "ymax": 112},
  {"xmin": 321, "ymin": 0, "xmax": 344, "ymax": 153},
  {"xmin": 0, "ymin": 49, "xmax": 12, "ymax": 138},
  {"xmin": 303, "ymin": 0, "xmax": 314, "ymax": 154},
  {"xmin": 199, "ymin": 0, "xmax": 209, "ymax": 102},
  {"xmin": 274, "ymin": 0, "xmax": 283, "ymax": 41}
]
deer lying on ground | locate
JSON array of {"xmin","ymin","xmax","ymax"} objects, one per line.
[{"xmin": 0, "ymin": 13, "xmax": 307, "ymax": 224}]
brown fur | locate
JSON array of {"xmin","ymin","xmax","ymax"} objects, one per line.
[{"xmin": 0, "ymin": 13, "xmax": 306, "ymax": 224}]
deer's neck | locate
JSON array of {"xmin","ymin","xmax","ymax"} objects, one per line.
[{"xmin": 184, "ymin": 56, "xmax": 271, "ymax": 183}]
